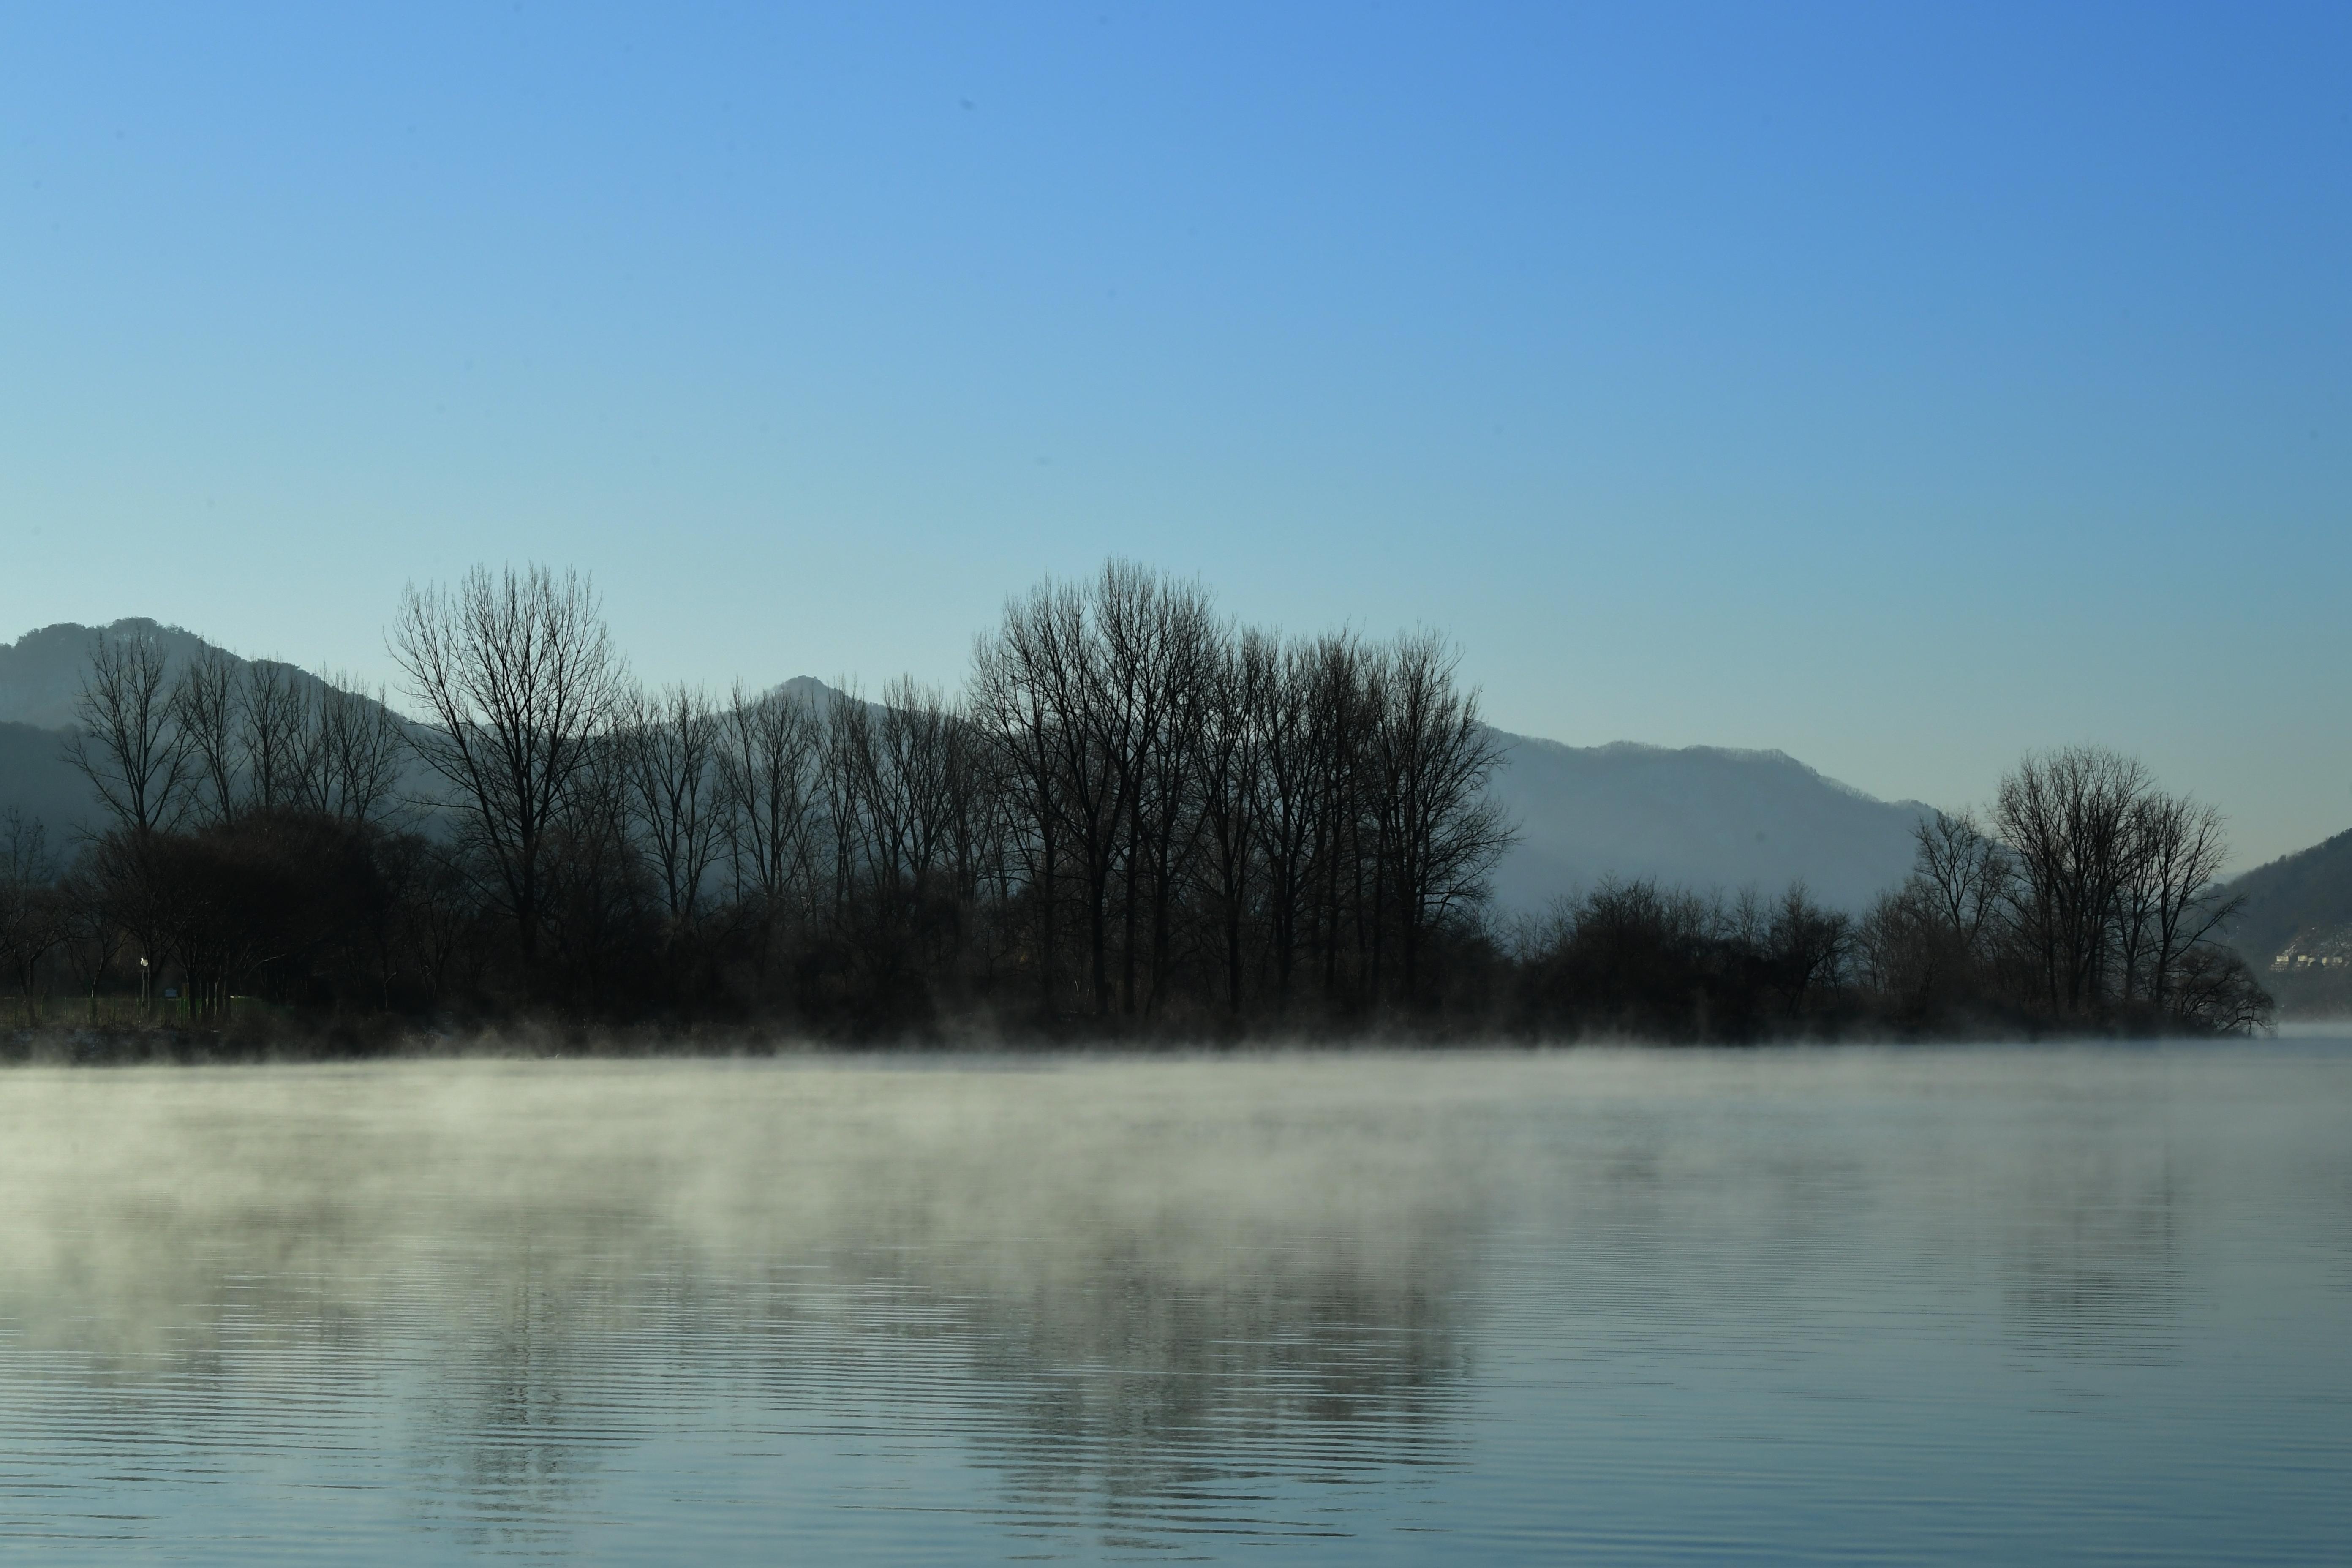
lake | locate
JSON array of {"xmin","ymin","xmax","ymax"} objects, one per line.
[{"xmin": 0, "ymin": 1045, "xmax": 2346, "ymax": 1563}]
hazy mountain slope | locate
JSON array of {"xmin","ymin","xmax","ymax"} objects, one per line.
[
  {"xmin": 0, "ymin": 619, "xmax": 231, "ymax": 731},
  {"xmin": 773, "ymin": 675, "xmax": 852, "ymax": 713},
  {"xmin": 0, "ymin": 621, "xmax": 428, "ymax": 838},
  {"xmin": 1484, "ymin": 734, "xmax": 1927, "ymax": 914},
  {"xmin": 0, "ymin": 722, "xmax": 96, "ymax": 845},
  {"xmin": 2, "ymin": 628, "xmax": 1933, "ymax": 913},
  {"xmin": 0, "ymin": 619, "xmax": 361, "ymax": 732},
  {"xmin": 750, "ymin": 695, "xmax": 1928, "ymax": 913},
  {"xmin": 2225, "ymin": 827, "xmax": 2352, "ymax": 965}
]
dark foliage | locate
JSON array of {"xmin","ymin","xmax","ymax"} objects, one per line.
[{"xmin": 6, "ymin": 576, "xmax": 2268, "ymax": 1049}]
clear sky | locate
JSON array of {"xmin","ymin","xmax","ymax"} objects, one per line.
[{"xmin": 2, "ymin": 2, "xmax": 2346, "ymax": 866}]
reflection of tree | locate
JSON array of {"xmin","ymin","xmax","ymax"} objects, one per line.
[
  {"xmin": 406, "ymin": 1251, "xmax": 621, "ymax": 1549},
  {"xmin": 366, "ymin": 1213, "xmax": 1471, "ymax": 1553},
  {"xmin": 0, "ymin": 1066, "xmax": 1482, "ymax": 1556},
  {"xmin": 2002, "ymin": 1153, "xmax": 2184, "ymax": 1361},
  {"xmin": 952, "ymin": 1232, "xmax": 1469, "ymax": 1539}
]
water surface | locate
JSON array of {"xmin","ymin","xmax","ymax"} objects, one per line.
[{"xmin": 1, "ymin": 1046, "xmax": 2346, "ymax": 1563}]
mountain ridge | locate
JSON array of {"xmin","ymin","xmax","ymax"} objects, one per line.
[
  {"xmin": 1482, "ymin": 728, "xmax": 1929, "ymax": 914},
  {"xmin": 2, "ymin": 621, "xmax": 1931, "ymax": 912},
  {"xmin": 2224, "ymin": 829, "xmax": 2352, "ymax": 959}
]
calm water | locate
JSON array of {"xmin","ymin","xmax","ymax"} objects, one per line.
[{"xmin": 0, "ymin": 1046, "xmax": 2347, "ymax": 1563}]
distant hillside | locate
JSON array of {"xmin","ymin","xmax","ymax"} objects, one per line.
[
  {"xmin": 0, "ymin": 619, "xmax": 362, "ymax": 733},
  {"xmin": 0, "ymin": 721, "xmax": 95, "ymax": 844},
  {"xmin": 2, "ymin": 626, "xmax": 1933, "ymax": 914},
  {"xmin": 744, "ymin": 696, "xmax": 1930, "ymax": 914},
  {"xmin": 1484, "ymin": 735, "xmax": 1927, "ymax": 915},
  {"xmin": 0, "ymin": 620, "xmax": 219, "ymax": 842},
  {"xmin": 0, "ymin": 621, "xmax": 422, "ymax": 842},
  {"xmin": 2225, "ymin": 826, "xmax": 2352, "ymax": 977},
  {"xmin": 0, "ymin": 619, "xmax": 230, "ymax": 731}
]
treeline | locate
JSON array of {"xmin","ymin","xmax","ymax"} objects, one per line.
[
  {"xmin": 1854, "ymin": 749, "xmax": 2270, "ymax": 1032},
  {"xmin": 0, "ymin": 563, "xmax": 2268, "ymax": 1044},
  {"xmin": 1512, "ymin": 747, "xmax": 2270, "ymax": 1038},
  {"xmin": 4, "ymin": 563, "xmax": 1513, "ymax": 1038}
]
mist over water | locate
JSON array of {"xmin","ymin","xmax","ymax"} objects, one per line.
[{"xmin": 1, "ymin": 1048, "xmax": 2347, "ymax": 1563}]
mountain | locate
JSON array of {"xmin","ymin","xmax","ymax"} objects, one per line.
[
  {"xmin": 2226, "ymin": 828, "xmax": 2352, "ymax": 964},
  {"xmin": 0, "ymin": 721, "xmax": 95, "ymax": 846},
  {"xmin": 0, "ymin": 619, "xmax": 363, "ymax": 733},
  {"xmin": 1484, "ymin": 733, "xmax": 1926, "ymax": 915},
  {"xmin": 0, "ymin": 619, "xmax": 229, "ymax": 732},
  {"xmin": 0, "ymin": 621, "xmax": 156, "ymax": 841},
  {"xmin": 0, "ymin": 620, "xmax": 419, "ymax": 844},
  {"xmin": 0, "ymin": 624, "xmax": 1930, "ymax": 912}
]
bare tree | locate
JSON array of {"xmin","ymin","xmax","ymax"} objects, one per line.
[
  {"xmin": 1767, "ymin": 881, "xmax": 1853, "ymax": 1016},
  {"xmin": 66, "ymin": 628, "xmax": 193, "ymax": 835},
  {"xmin": 242, "ymin": 660, "xmax": 315, "ymax": 815},
  {"xmin": 0, "ymin": 811, "xmax": 60, "ymax": 1023},
  {"xmin": 389, "ymin": 564, "xmax": 625, "ymax": 979},
  {"xmin": 622, "ymin": 683, "xmax": 724, "ymax": 936},
  {"xmin": 934, "ymin": 694, "xmax": 1003, "ymax": 915},
  {"xmin": 1251, "ymin": 632, "xmax": 1334, "ymax": 1012},
  {"xmin": 1857, "ymin": 881, "xmax": 1940, "ymax": 1005},
  {"xmin": 55, "ymin": 863, "xmax": 126, "ymax": 1024},
  {"xmin": 2164, "ymin": 942, "xmax": 2271, "ymax": 1033},
  {"xmin": 1993, "ymin": 746, "xmax": 2150, "ymax": 1015},
  {"xmin": 1, "ymin": 810, "xmax": 51, "ymax": 890},
  {"xmin": 973, "ymin": 576, "xmax": 1129, "ymax": 1016},
  {"xmin": 173, "ymin": 648, "xmax": 244, "ymax": 825},
  {"xmin": 1302, "ymin": 630, "xmax": 1373, "ymax": 1008},
  {"xmin": 716, "ymin": 683, "xmax": 823, "ymax": 933},
  {"xmin": 309, "ymin": 674, "xmax": 409, "ymax": 825},
  {"xmin": 1910, "ymin": 808, "xmax": 2011, "ymax": 961},
  {"xmin": 1070, "ymin": 562, "xmax": 1157, "ymax": 1018},
  {"xmin": 970, "ymin": 598, "xmax": 1075, "ymax": 1018},
  {"xmin": 383, "ymin": 834, "xmax": 484, "ymax": 1007},
  {"xmin": 818, "ymin": 688, "xmax": 876, "ymax": 922},
  {"xmin": 1100, "ymin": 566, "xmax": 1217, "ymax": 1015},
  {"xmin": 537, "ymin": 726, "xmax": 649, "ymax": 1008},
  {"xmin": 1195, "ymin": 628, "xmax": 1272, "ymax": 1016},
  {"xmin": 2131, "ymin": 792, "xmax": 2238, "ymax": 1014},
  {"xmin": 866, "ymin": 677, "xmax": 963, "ymax": 893},
  {"xmin": 1365, "ymin": 631, "xmax": 1512, "ymax": 1006}
]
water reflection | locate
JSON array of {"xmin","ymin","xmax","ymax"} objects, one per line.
[
  {"xmin": 0, "ymin": 1050, "xmax": 2347, "ymax": 1564},
  {"xmin": 2002, "ymin": 1150, "xmax": 2185, "ymax": 1361},
  {"xmin": 958, "ymin": 1244, "xmax": 1467, "ymax": 1540},
  {"xmin": 0, "ymin": 1062, "xmax": 1477, "ymax": 1557}
]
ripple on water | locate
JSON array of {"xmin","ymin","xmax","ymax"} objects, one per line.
[{"xmin": 0, "ymin": 1046, "xmax": 2346, "ymax": 1563}]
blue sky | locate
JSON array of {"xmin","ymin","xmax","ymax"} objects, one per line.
[{"xmin": 2, "ymin": 2, "xmax": 2346, "ymax": 865}]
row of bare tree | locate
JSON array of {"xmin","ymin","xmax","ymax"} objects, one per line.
[
  {"xmin": 0, "ymin": 566, "xmax": 2266, "ymax": 1041},
  {"xmin": 1503, "ymin": 750, "xmax": 2268, "ymax": 1040},
  {"xmin": 17, "ymin": 562, "xmax": 1514, "ymax": 1033},
  {"xmin": 63, "ymin": 634, "xmax": 408, "ymax": 836},
  {"xmin": 1856, "ymin": 746, "xmax": 2268, "ymax": 1030},
  {"xmin": 964, "ymin": 563, "xmax": 1513, "ymax": 1021},
  {"xmin": 1508, "ymin": 879, "xmax": 1870, "ymax": 1038},
  {"xmin": 0, "ymin": 642, "xmax": 417, "ymax": 1026}
]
